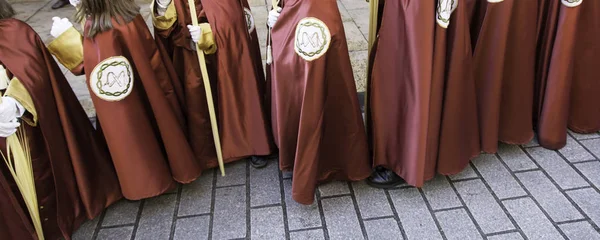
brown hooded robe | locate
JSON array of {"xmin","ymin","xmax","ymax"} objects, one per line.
[
  {"xmin": 0, "ymin": 19, "xmax": 121, "ymax": 240},
  {"xmin": 270, "ymin": 0, "xmax": 371, "ymax": 204},
  {"xmin": 153, "ymin": 0, "xmax": 274, "ymax": 169}
]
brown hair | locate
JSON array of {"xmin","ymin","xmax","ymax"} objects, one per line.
[
  {"xmin": 0, "ymin": 0, "xmax": 16, "ymax": 20},
  {"xmin": 75, "ymin": 0, "xmax": 140, "ymax": 38}
]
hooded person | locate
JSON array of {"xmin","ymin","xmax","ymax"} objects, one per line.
[
  {"xmin": 267, "ymin": 0, "xmax": 372, "ymax": 204},
  {"xmin": 535, "ymin": 0, "xmax": 600, "ymax": 149},
  {"xmin": 0, "ymin": 1, "xmax": 121, "ymax": 239},
  {"xmin": 366, "ymin": 0, "xmax": 480, "ymax": 188},
  {"xmin": 151, "ymin": 0, "xmax": 275, "ymax": 170},
  {"xmin": 47, "ymin": 0, "xmax": 199, "ymax": 200}
]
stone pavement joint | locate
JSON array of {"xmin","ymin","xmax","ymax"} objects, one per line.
[{"xmin": 9, "ymin": 0, "xmax": 600, "ymax": 239}]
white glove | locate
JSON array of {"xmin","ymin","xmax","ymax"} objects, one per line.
[
  {"xmin": 50, "ymin": 17, "xmax": 73, "ymax": 38},
  {"xmin": 0, "ymin": 120, "xmax": 20, "ymax": 138},
  {"xmin": 187, "ymin": 25, "xmax": 203, "ymax": 44},
  {"xmin": 0, "ymin": 65, "xmax": 9, "ymax": 90},
  {"xmin": 267, "ymin": 7, "xmax": 282, "ymax": 28},
  {"xmin": 69, "ymin": 0, "xmax": 80, "ymax": 7},
  {"xmin": 155, "ymin": 0, "xmax": 172, "ymax": 16},
  {"xmin": 0, "ymin": 97, "xmax": 25, "ymax": 124}
]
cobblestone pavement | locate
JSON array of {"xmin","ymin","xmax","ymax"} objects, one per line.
[{"xmin": 10, "ymin": 0, "xmax": 600, "ymax": 239}]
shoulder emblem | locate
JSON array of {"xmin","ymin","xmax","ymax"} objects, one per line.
[
  {"xmin": 487, "ymin": 0, "xmax": 504, "ymax": 3},
  {"xmin": 243, "ymin": 7, "xmax": 255, "ymax": 33},
  {"xmin": 294, "ymin": 17, "xmax": 331, "ymax": 62},
  {"xmin": 562, "ymin": 0, "xmax": 582, "ymax": 7},
  {"xmin": 436, "ymin": 0, "xmax": 458, "ymax": 28},
  {"xmin": 90, "ymin": 56, "xmax": 134, "ymax": 102}
]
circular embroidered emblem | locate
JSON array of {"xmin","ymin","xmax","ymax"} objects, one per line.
[
  {"xmin": 487, "ymin": 0, "xmax": 504, "ymax": 3},
  {"xmin": 562, "ymin": 0, "xmax": 582, "ymax": 7},
  {"xmin": 243, "ymin": 7, "xmax": 255, "ymax": 33},
  {"xmin": 89, "ymin": 56, "xmax": 134, "ymax": 102},
  {"xmin": 294, "ymin": 17, "xmax": 331, "ymax": 61},
  {"xmin": 436, "ymin": 0, "xmax": 458, "ymax": 28}
]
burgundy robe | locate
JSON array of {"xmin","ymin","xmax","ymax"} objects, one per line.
[
  {"xmin": 154, "ymin": 0, "xmax": 274, "ymax": 169},
  {"xmin": 536, "ymin": 0, "xmax": 600, "ymax": 149},
  {"xmin": 270, "ymin": 0, "xmax": 371, "ymax": 204},
  {"xmin": 0, "ymin": 18, "xmax": 121, "ymax": 240}
]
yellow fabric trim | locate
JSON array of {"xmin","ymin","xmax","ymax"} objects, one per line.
[
  {"xmin": 197, "ymin": 23, "xmax": 217, "ymax": 55},
  {"xmin": 151, "ymin": 1, "xmax": 178, "ymax": 30},
  {"xmin": 5, "ymin": 78, "xmax": 37, "ymax": 127},
  {"xmin": 47, "ymin": 27, "xmax": 84, "ymax": 72}
]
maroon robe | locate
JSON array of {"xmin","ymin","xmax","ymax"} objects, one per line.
[
  {"xmin": 154, "ymin": 0, "xmax": 274, "ymax": 169},
  {"xmin": 0, "ymin": 18, "xmax": 121, "ymax": 240},
  {"xmin": 70, "ymin": 15, "xmax": 198, "ymax": 200},
  {"xmin": 536, "ymin": 0, "xmax": 600, "ymax": 149},
  {"xmin": 469, "ymin": 0, "xmax": 539, "ymax": 152},
  {"xmin": 270, "ymin": 0, "xmax": 371, "ymax": 204},
  {"xmin": 368, "ymin": 0, "xmax": 479, "ymax": 187}
]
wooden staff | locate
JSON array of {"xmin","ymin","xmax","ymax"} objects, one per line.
[
  {"xmin": 186, "ymin": 0, "xmax": 225, "ymax": 176},
  {"xmin": 364, "ymin": 0, "xmax": 379, "ymax": 131}
]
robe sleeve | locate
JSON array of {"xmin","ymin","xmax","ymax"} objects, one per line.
[
  {"xmin": 5, "ymin": 78, "xmax": 37, "ymax": 127},
  {"xmin": 196, "ymin": 23, "xmax": 217, "ymax": 54},
  {"xmin": 47, "ymin": 27, "xmax": 85, "ymax": 76}
]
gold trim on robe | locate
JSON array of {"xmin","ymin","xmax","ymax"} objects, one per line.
[
  {"xmin": 47, "ymin": 27, "xmax": 84, "ymax": 72},
  {"xmin": 5, "ymin": 78, "xmax": 38, "ymax": 127},
  {"xmin": 197, "ymin": 23, "xmax": 217, "ymax": 54},
  {"xmin": 151, "ymin": 1, "xmax": 178, "ymax": 30}
]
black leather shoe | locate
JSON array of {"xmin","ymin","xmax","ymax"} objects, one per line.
[
  {"xmin": 250, "ymin": 156, "xmax": 268, "ymax": 169},
  {"xmin": 366, "ymin": 167, "xmax": 405, "ymax": 189},
  {"xmin": 51, "ymin": 0, "xmax": 69, "ymax": 9}
]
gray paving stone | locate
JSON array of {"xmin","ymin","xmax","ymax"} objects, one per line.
[
  {"xmin": 319, "ymin": 181, "xmax": 351, "ymax": 197},
  {"xmin": 101, "ymin": 200, "xmax": 140, "ymax": 227},
  {"xmin": 559, "ymin": 221, "xmax": 600, "ymax": 240},
  {"xmin": 213, "ymin": 186, "xmax": 247, "ymax": 240},
  {"xmin": 340, "ymin": 0, "xmax": 369, "ymax": 10},
  {"xmin": 283, "ymin": 179, "xmax": 322, "ymax": 230},
  {"xmin": 349, "ymin": 50, "xmax": 368, "ymax": 92},
  {"xmin": 290, "ymin": 229, "xmax": 325, "ymax": 240},
  {"xmin": 178, "ymin": 170, "xmax": 213, "ymax": 217},
  {"xmin": 347, "ymin": 8, "xmax": 370, "ymax": 39},
  {"xmin": 453, "ymin": 179, "xmax": 515, "ymax": 234},
  {"xmin": 352, "ymin": 181, "xmax": 393, "ymax": 219},
  {"xmin": 173, "ymin": 215, "xmax": 210, "ymax": 240},
  {"xmin": 497, "ymin": 144, "xmax": 538, "ymax": 172},
  {"xmin": 389, "ymin": 188, "xmax": 443, "ymax": 240},
  {"xmin": 487, "ymin": 232, "xmax": 525, "ymax": 240},
  {"xmin": 422, "ymin": 175, "xmax": 462, "ymax": 211},
  {"xmin": 503, "ymin": 197, "xmax": 564, "ymax": 240},
  {"xmin": 337, "ymin": 1, "xmax": 354, "ymax": 22},
  {"xmin": 251, "ymin": 206, "xmax": 286, "ymax": 240},
  {"xmin": 449, "ymin": 164, "xmax": 479, "ymax": 181},
  {"xmin": 435, "ymin": 209, "xmax": 482, "ymax": 240},
  {"xmin": 472, "ymin": 154, "xmax": 527, "ymax": 199},
  {"xmin": 250, "ymin": 160, "xmax": 282, "ymax": 207},
  {"xmin": 343, "ymin": 22, "xmax": 368, "ymax": 52},
  {"xmin": 575, "ymin": 161, "xmax": 600, "ymax": 188},
  {"xmin": 364, "ymin": 218, "xmax": 403, "ymax": 240},
  {"xmin": 321, "ymin": 196, "xmax": 364, "ymax": 240},
  {"xmin": 559, "ymin": 135, "xmax": 596, "ymax": 163},
  {"xmin": 72, "ymin": 217, "xmax": 99, "ymax": 240},
  {"xmin": 523, "ymin": 134, "xmax": 541, "ymax": 147},
  {"xmin": 97, "ymin": 226, "xmax": 134, "ymax": 240},
  {"xmin": 569, "ymin": 130, "xmax": 600, "ymax": 140},
  {"xmin": 567, "ymin": 188, "xmax": 600, "ymax": 227},
  {"xmin": 516, "ymin": 171, "xmax": 584, "ymax": 222},
  {"xmin": 216, "ymin": 160, "xmax": 247, "ymax": 187},
  {"xmin": 282, "ymin": 171, "xmax": 293, "ymax": 179},
  {"xmin": 526, "ymin": 147, "xmax": 589, "ymax": 190},
  {"xmin": 581, "ymin": 139, "xmax": 600, "ymax": 159},
  {"xmin": 135, "ymin": 194, "xmax": 177, "ymax": 240}
]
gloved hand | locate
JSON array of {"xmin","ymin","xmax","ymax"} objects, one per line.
[
  {"xmin": 155, "ymin": 0, "xmax": 172, "ymax": 16},
  {"xmin": 50, "ymin": 17, "xmax": 73, "ymax": 38},
  {"xmin": 187, "ymin": 25, "xmax": 203, "ymax": 44},
  {"xmin": 0, "ymin": 97, "xmax": 25, "ymax": 124},
  {"xmin": 0, "ymin": 120, "xmax": 20, "ymax": 138},
  {"xmin": 267, "ymin": 7, "xmax": 282, "ymax": 28},
  {"xmin": 0, "ymin": 65, "xmax": 9, "ymax": 90},
  {"xmin": 69, "ymin": 0, "xmax": 80, "ymax": 7}
]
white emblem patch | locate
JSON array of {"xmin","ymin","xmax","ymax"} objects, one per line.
[
  {"xmin": 436, "ymin": 0, "xmax": 458, "ymax": 28},
  {"xmin": 487, "ymin": 0, "xmax": 504, "ymax": 3},
  {"xmin": 90, "ymin": 56, "xmax": 134, "ymax": 101},
  {"xmin": 294, "ymin": 17, "xmax": 331, "ymax": 61},
  {"xmin": 243, "ymin": 7, "xmax": 255, "ymax": 33},
  {"xmin": 561, "ymin": 0, "xmax": 582, "ymax": 7}
]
